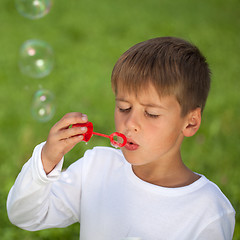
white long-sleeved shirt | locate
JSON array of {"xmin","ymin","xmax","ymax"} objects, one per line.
[{"xmin": 7, "ymin": 142, "xmax": 235, "ymax": 240}]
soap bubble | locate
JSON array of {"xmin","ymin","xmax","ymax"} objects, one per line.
[
  {"xmin": 19, "ymin": 39, "xmax": 54, "ymax": 78},
  {"xmin": 31, "ymin": 89, "xmax": 55, "ymax": 122},
  {"xmin": 121, "ymin": 238, "xmax": 142, "ymax": 240},
  {"xmin": 15, "ymin": 0, "xmax": 52, "ymax": 20}
]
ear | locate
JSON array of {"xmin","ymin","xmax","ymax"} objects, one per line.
[{"xmin": 182, "ymin": 108, "xmax": 201, "ymax": 137}]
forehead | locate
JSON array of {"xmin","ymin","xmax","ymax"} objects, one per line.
[
  {"xmin": 116, "ymin": 83, "xmax": 159, "ymax": 101},
  {"xmin": 113, "ymin": 71, "xmax": 177, "ymax": 101},
  {"xmin": 115, "ymin": 83, "xmax": 181, "ymax": 111}
]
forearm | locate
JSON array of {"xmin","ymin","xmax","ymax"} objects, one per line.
[{"xmin": 7, "ymin": 142, "xmax": 64, "ymax": 230}]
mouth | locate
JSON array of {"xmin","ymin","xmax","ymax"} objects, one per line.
[{"xmin": 124, "ymin": 139, "xmax": 139, "ymax": 151}]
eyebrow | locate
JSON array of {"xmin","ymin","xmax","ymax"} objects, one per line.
[{"xmin": 115, "ymin": 98, "xmax": 167, "ymax": 109}]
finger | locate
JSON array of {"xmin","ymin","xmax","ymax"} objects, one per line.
[
  {"xmin": 57, "ymin": 125, "xmax": 88, "ymax": 140},
  {"xmin": 53, "ymin": 112, "xmax": 88, "ymax": 132},
  {"xmin": 46, "ymin": 123, "xmax": 87, "ymax": 147},
  {"xmin": 60, "ymin": 134, "xmax": 84, "ymax": 154}
]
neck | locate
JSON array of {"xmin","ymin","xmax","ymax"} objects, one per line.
[{"xmin": 132, "ymin": 155, "xmax": 200, "ymax": 188}]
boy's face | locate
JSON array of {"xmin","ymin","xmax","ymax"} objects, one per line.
[{"xmin": 114, "ymin": 84, "xmax": 189, "ymax": 168}]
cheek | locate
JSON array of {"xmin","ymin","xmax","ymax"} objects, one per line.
[
  {"xmin": 141, "ymin": 125, "xmax": 162, "ymax": 146},
  {"xmin": 144, "ymin": 122, "xmax": 176, "ymax": 146},
  {"xmin": 151, "ymin": 125, "xmax": 183, "ymax": 152},
  {"xmin": 114, "ymin": 110, "xmax": 122, "ymax": 130}
]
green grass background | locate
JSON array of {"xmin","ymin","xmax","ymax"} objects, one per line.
[{"xmin": 0, "ymin": 0, "xmax": 239, "ymax": 239}]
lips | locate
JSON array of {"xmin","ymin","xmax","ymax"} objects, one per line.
[{"xmin": 124, "ymin": 139, "xmax": 139, "ymax": 151}]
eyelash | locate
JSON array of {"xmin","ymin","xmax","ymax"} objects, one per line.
[
  {"xmin": 118, "ymin": 107, "xmax": 130, "ymax": 112},
  {"xmin": 145, "ymin": 112, "xmax": 159, "ymax": 118},
  {"xmin": 118, "ymin": 107, "xmax": 159, "ymax": 119}
]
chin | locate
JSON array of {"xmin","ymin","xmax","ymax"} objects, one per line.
[{"xmin": 121, "ymin": 150, "xmax": 143, "ymax": 165}]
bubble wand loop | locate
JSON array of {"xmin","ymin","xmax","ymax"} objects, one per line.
[
  {"xmin": 93, "ymin": 131, "xmax": 127, "ymax": 148},
  {"xmin": 72, "ymin": 122, "xmax": 127, "ymax": 148}
]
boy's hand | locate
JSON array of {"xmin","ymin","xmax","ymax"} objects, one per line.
[{"xmin": 41, "ymin": 112, "xmax": 88, "ymax": 174}]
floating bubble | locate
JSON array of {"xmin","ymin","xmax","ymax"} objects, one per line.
[
  {"xmin": 31, "ymin": 89, "xmax": 55, "ymax": 122},
  {"xmin": 19, "ymin": 39, "xmax": 54, "ymax": 78},
  {"xmin": 15, "ymin": 0, "xmax": 52, "ymax": 20},
  {"xmin": 121, "ymin": 238, "xmax": 142, "ymax": 240}
]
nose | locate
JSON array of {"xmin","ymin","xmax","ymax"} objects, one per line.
[{"xmin": 125, "ymin": 110, "xmax": 140, "ymax": 134}]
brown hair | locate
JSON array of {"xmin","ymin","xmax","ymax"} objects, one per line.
[{"xmin": 111, "ymin": 37, "xmax": 211, "ymax": 116}]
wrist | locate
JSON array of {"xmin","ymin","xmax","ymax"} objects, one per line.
[{"xmin": 41, "ymin": 144, "xmax": 60, "ymax": 174}]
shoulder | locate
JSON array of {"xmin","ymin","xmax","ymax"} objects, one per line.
[
  {"xmin": 73, "ymin": 146, "xmax": 125, "ymax": 173},
  {"xmin": 62, "ymin": 147, "xmax": 126, "ymax": 185},
  {"xmin": 192, "ymin": 175, "xmax": 236, "ymax": 238},
  {"xmin": 83, "ymin": 146, "xmax": 124, "ymax": 163},
  {"xmin": 194, "ymin": 175, "xmax": 235, "ymax": 216},
  {"xmin": 85, "ymin": 146, "xmax": 123, "ymax": 156}
]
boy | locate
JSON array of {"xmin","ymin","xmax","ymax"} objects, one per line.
[{"xmin": 7, "ymin": 37, "xmax": 235, "ymax": 239}]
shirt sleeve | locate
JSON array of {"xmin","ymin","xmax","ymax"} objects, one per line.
[
  {"xmin": 196, "ymin": 211, "xmax": 235, "ymax": 240},
  {"xmin": 7, "ymin": 142, "xmax": 82, "ymax": 231}
]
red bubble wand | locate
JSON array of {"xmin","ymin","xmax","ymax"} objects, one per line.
[{"xmin": 72, "ymin": 121, "xmax": 127, "ymax": 148}]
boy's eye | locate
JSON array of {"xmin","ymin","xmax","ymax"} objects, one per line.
[
  {"xmin": 145, "ymin": 111, "xmax": 159, "ymax": 118},
  {"xmin": 118, "ymin": 107, "xmax": 131, "ymax": 113}
]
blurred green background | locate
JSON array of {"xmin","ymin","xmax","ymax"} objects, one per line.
[{"xmin": 0, "ymin": 0, "xmax": 239, "ymax": 239}]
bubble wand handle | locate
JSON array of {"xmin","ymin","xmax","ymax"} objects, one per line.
[{"xmin": 92, "ymin": 132, "xmax": 110, "ymax": 139}]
